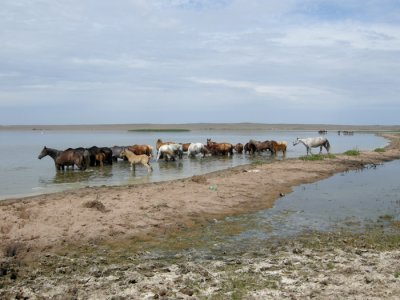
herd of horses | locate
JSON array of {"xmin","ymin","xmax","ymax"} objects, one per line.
[{"xmin": 38, "ymin": 136, "xmax": 331, "ymax": 173}]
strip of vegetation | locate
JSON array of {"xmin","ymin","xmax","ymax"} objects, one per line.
[
  {"xmin": 300, "ymin": 154, "xmax": 336, "ymax": 161},
  {"xmin": 374, "ymin": 148, "xmax": 385, "ymax": 153},
  {"xmin": 343, "ymin": 149, "xmax": 360, "ymax": 156},
  {"xmin": 128, "ymin": 129, "xmax": 191, "ymax": 132}
]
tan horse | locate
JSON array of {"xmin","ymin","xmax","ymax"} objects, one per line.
[{"xmin": 121, "ymin": 149, "xmax": 152, "ymax": 173}]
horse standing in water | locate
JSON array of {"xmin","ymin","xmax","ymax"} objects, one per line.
[
  {"xmin": 38, "ymin": 146, "xmax": 62, "ymax": 169},
  {"xmin": 293, "ymin": 137, "xmax": 330, "ymax": 155},
  {"xmin": 120, "ymin": 149, "xmax": 152, "ymax": 173}
]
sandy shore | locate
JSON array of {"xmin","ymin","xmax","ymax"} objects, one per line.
[{"xmin": 1, "ymin": 132, "xmax": 400, "ymax": 299}]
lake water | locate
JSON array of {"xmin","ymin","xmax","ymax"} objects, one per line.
[{"xmin": 0, "ymin": 129, "xmax": 387, "ymax": 200}]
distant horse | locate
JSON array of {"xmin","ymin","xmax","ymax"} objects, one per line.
[
  {"xmin": 187, "ymin": 143, "xmax": 208, "ymax": 158},
  {"xmin": 206, "ymin": 139, "xmax": 234, "ymax": 156},
  {"xmin": 38, "ymin": 146, "xmax": 62, "ymax": 169},
  {"xmin": 55, "ymin": 149, "xmax": 87, "ymax": 170},
  {"xmin": 234, "ymin": 143, "xmax": 244, "ymax": 154},
  {"xmin": 293, "ymin": 137, "xmax": 330, "ymax": 155},
  {"xmin": 156, "ymin": 144, "xmax": 183, "ymax": 161},
  {"xmin": 128, "ymin": 144, "xmax": 153, "ymax": 157},
  {"xmin": 120, "ymin": 149, "xmax": 152, "ymax": 173}
]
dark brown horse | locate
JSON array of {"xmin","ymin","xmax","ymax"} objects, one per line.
[
  {"xmin": 248, "ymin": 139, "xmax": 274, "ymax": 154},
  {"xmin": 55, "ymin": 149, "xmax": 87, "ymax": 170},
  {"xmin": 234, "ymin": 143, "xmax": 244, "ymax": 154},
  {"xmin": 87, "ymin": 146, "xmax": 113, "ymax": 166},
  {"xmin": 206, "ymin": 139, "xmax": 234, "ymax": 156}
]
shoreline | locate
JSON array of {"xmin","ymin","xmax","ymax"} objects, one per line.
[
  {"xmin": 1, "ymin": 134, "xmax": 399, "ymax": 258},
  {"xmin": 1, "ymin": 133, "xmax": 400, "ymax": 298},
  {"xmin": 1, "ymin": 122, "xmax": 400, "ymax": 132}
]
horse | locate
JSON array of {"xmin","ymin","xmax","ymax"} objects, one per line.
[
  {"xmin": 156, "ymin": 139, "xmax": 174, "ymax": 151},
  {"xmin": 293, "ymin": 137, "xmax": 330, "ymax": 155},
  {"xmin": 38, "ymin": 146, "xmax": 63, "ymax": 169},
  {"xmin": 156, "ymin": 144, "xmax": 183, "ymax": 161},
  {"xmin": 187, "ymin": 143, "xmax": 208, "ymax": 158},
  {"xmin": 248, "ymin": 139, "xmax": 274, "ymax": 154},
  {"xmin": 244, "ymin": 143, "xmax": 251, "ymax": 154},
  {"xmin": 180, "ymin": 143, "xmax": 191, "ymax": 152},
  {"xmin": 234, "ymin": 143, "xmax": 244, "ymax": 154},
  {"xmin": 206, "ymin": 139, "xmax": 234, "ymax": 156},
  {"xmin": 87, "ymin": 146, "xmax": 113, "ymax": 166},
  {"xmin": 270, "ymin": 141, "xmax": 287, "ymax": 155},
  {"xmin": 110, "ymin": 146, "xmax": 127, "ymax": 161},
  {"xmin": 127, "ymin": 144, "xmax": 153, "ymax": 157},
  {"xmin": 55, "ymin": 149, "xmax": 87, "ymax": 170},
  {"xmin": 120, "ymin": 149, "xmax": 152, "ymax": 173}
]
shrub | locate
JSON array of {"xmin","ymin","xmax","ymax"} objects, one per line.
[{"xmin": 344, "ymin": 149, "xmax": 360, "ymax": 156}]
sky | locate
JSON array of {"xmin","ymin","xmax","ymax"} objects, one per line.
[{"xmin": 1, "ymin": 0, "xmax": 399, "ymax": 125}]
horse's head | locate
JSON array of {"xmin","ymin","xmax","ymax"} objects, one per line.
[
  {"xmin": 38, "ymin": 146, "xmax": 48, "ymax": 159},
  {"xmin": 293, "ymin": 138, "xmax": 300, "ymax": 146}
]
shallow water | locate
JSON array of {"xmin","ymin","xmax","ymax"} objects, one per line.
[
  {"xmin": 0, "ymin": 129, "xmax": 387, "ymax": 200},
  {"xmin": 147, "ymin": 160, "xmax": 400, "ymax": 258}
]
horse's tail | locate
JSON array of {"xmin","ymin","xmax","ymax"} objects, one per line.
[{"xmin": 325, "ymin": 139, "xmax": 331, "ymax": 152}]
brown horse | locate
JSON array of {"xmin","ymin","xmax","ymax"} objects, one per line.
[
  {"xmin": 206, "ymin": 139, "xmax": 234, "ymax": 156},
  {"xmin": 120, "ymin": 149, "xmax": 152, "ymax": 173},
  {"xmin": 180, "ymin": 143, "xmax": 191, "ymax": 152},
  {"xmin": 128, "ymin": 144, "xmax": 153, "ymax": 157},
  {"xmin": 248, "ymin": 139, "xmax": 274, "ymax": 154},
  {"xmin": 55, "ymin": 149, "xmax": 87, "ymax": 170},
  {"xmin": 271, "ymin": 141, "xmax": 287, "ymax": 155},
  {"xmin": 95, "ymin": 152, "xmax": 106, "ymax": 167},
  {"xmin": 234, "ymin": 143, "xmax": 244, "ymax": 154}
]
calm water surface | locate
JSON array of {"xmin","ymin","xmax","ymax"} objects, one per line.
[{"xmin": 0, "ymin": 130, "xmax": 387, "ymax": 200}]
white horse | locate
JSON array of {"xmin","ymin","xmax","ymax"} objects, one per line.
[
  {"xmin": 187, "ymin": 142, "xmax": 208, "ymax": 158},
  {"xmin": 156, "ymin": 144, "xmax": 183, "ymax": 161},
  {"xmin": 293, "ymin": 137, "xmax": 330, "ymax": 155}
]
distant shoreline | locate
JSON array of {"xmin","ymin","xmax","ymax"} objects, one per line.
[{"xmin": 1, "ymin": 123, "xmax": 400, "ymax": 132}]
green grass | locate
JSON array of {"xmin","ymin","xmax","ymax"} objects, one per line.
[
  {"xmin": 300, "ymin": 154, "xmax": 336, "ymax": 161},
  {"xmin": 374, "ymin": 148, "xmax": 386, "ymax": 153},
  {"xmin": 343, "ymin": 149, "xmax": 360, "ymax": 156},
  {"xmin": 128, "ymin": 128, "xmax": 190, "ymax": 132}
]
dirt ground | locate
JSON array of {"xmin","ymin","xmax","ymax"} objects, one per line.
[{"xmin": 1, "ymin": 133, "xmax": 400, "ymax": 299}]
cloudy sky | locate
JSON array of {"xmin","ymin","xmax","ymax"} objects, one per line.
[{"xmin": 1, "ymin": 0, "xmax": 399, "ymax": 125}]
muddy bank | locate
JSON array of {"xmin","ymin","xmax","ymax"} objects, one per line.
[{"xmin": 1, "ymin": 133, "xmax": 400, "ymax": 298}]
